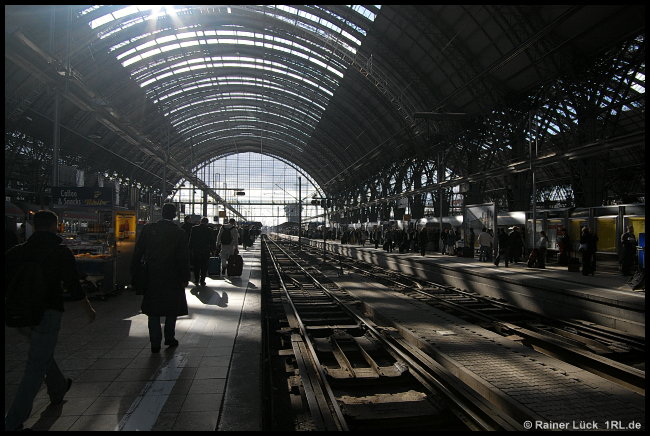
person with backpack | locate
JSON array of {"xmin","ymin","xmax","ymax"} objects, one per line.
[
  {"xmin": 217, "ymin": 218, "xmax": 239, "ymax": 277},
  {"xmin": 4, "ymin": 210, "xmax": 96, "ymax": 431}
]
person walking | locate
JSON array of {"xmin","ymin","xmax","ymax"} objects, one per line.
[
  {"xmin": 468, "ymin": 228, "xmax": 476, "ymax": 258},
  {"xmin": 418, "ymin": 226, "xmax": 428, "ymax": 256},
  {"xmin": 579, "ymin": 226, "xmax": 597, "ymax": 276},
  {"xmin": 620, "ymin": 226, "xmax": 637, "ymax": 276},
  {"xmin": 384, "ymin": 227, "xmax": 394, "ymax": 252},
  {"xmin": 447, "ymin": 228, "xmax": 458, "ymax": 256},
  {"xmin": 494, "ymin": 228, "xmax": 510, "ymax": 267},
  {"xmin": 556, "ymin": 227, "xmax": 570, "ymax": 265},
  {"xmin": 131, "ymin": 203, "xmax": 190, "ymax": 353},
  {"xmin": 509, "ymin": 226, "xmax": 525, "ymax": 263},
  {"xmin": 242, "ymin": 225, "xmax": 251, "ymax": 250},
  {"xmin": 372, "ymin": 225, "xmax": 381, "ymax": 249},
  {"xmin": 477, "ymin": 227, "xmax": 492, "ymax": 262},
  {"xmin": 181, "ymin": 215, "xmax": 194, "ymax": 242},
  {"xmin": 217, "ymin": 218, "xmax": 239, "ymax": 276},
  {"xmin": 189, "ymin": 217, "xmax": 215, "ymax": 286},
  {"xmin": 537, "ymin": 230, "xmax": 549, "ymax": 268},
  {"xmin": 5, "ymin": 210, "xmax": 96, "ymax": 431},
  {"xmin": 440, "ymin": 229, "xmax": 448, "ymax": 255},
  {"xmin": 359, "ymin": 228, "xmax": 367, "ymax": 247}
]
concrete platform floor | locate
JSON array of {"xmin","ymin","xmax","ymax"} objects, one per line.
[{"xmin": 4, "ymin": 245, "xmax": 262, "ymax": 431}]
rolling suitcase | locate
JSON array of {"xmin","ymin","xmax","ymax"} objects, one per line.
[
  {"xmin": 226, "ymin": 254, "xmax": 243, "ymax": 277},
  {"xmin": 208, "ymin": 256, "xmax": 221, "ymax": 277}
]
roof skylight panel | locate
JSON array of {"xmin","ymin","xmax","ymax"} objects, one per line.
[
  {"xmin": 158, "ymin": 82, "xmax": 329, "ymax": 112},
  {"xmin": 174, "ymin": 105, "xmax": 320, "ymax": 132},
  {"xmin": 167, "ymin": 94, "xmax": 312, "ymax": 119},
  {"xmin": 139, "ymin": 59, "xmax": 336, "ymax": 97},
  {"xmin": 630, "ymin": 72, "xmax": 645, "ymax": 94},
  {"xmin": 181, "ymin": 122, "xmax": 311, "ymax": 146},
  {"xmin": 120, "ymin": 33, "xmax": 346, "ymax": 79}
]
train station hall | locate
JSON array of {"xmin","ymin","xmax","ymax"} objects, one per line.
[{"xmin": 4, "ymin": 4, "xmax": 645, "ymax": 432}]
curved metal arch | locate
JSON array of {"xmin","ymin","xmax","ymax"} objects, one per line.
[
  {"xmin": 178, "ymin": 114, "xmax": 311, "ymax": 145},
  {"xmin": 154, "ymin": 78, "xmax": 331, "ymax": 114},
  {"xmin": 163, "ymin": 85, "xmax": 325, "ymax": 127},
  {"xmin": 88, "ymin": 4, "xmax": 371, "ymax": 56},
  {"xmin": 91, "ymin": 7, "xmax": 360, "ymax": 84},
  {"xmin": 135, "ymin": 56, "xmax": 339, "ymax": 100},
  {"xmin": 175, "ymin": 115, "xmax": 310, "ymax": 142},
  {"xmin": 92, "ymin": 4, "xmax": 413, "ymax": 131},
  {"xmin": 168, "ymin": 104, "xmax": 349, "ymax": 175},
  {"xmin": 166, "ymin": 94, "xmax": 321, "ymax": 134},
  {"xmin": 114, "ymin": 26, "xmax": 350, "ymax": 82},
  {"xmin": 153, "ymin": 76, "xmax": 332, "ymax": 119},
  {"xmin": 73, "ymin": 5, "xmax": 418, "ymax": 187},
  {"xmin": 169, "ymin": 104, "xmax": 319, "ymax": 154}
]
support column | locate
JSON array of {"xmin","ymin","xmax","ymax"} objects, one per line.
[
  {"xmin": 51, "ymin": 90, "xmax": 60, "ymax": 189},
  {"xmin": 203, "ymin": 190, "xmax": 208, "ymax": 217}
]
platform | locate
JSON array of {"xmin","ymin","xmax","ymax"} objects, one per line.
[
  {"xmin": 4, "ymin": 244, "xmax": 262, "ymax": 431},
  {"xmin": 295, "ymin": 237, "xmax": 645, "ymax": 338}
]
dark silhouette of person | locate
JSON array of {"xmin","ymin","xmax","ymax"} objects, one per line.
[{"xmin": 131, "ymin": 203, "xmax": 190, "ymax": 352}]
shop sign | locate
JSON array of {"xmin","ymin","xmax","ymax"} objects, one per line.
[{"xmin": 52, "ymin": 187, "xmax": 113, "ymax": 207}]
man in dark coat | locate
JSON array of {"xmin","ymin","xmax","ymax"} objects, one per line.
[
  {"xmin": 189, "ymin": 217, "xmax": 215, "ymax": 286},
  {"xmin": 131, "ymin": 203, "xmax": 190, "ymax": 353},
  {"xmin": 494, "ymin": 228, "xmax": 510, "ymax": 267},
  {"xmin": 5, "ymin": 210, "xmax": 96, "ymax": 431},
  {"xmin": 508, "ymin": 226, "xmax": 525, "ymax": 263},
  {"xmin": 242, "ymin": 225, "xmax": 251, "ymax": 250},
  {"xmin": 579, "ymin": 226, "xmax": 598, "ymax": 276},
  {"xmin": 418, "ymin": 227, "xmax": 428, "ymax": 256},
  {"xmin": 181, "ymin": 215, "xmax": 194, "ymax": 242},
  {"xmin": 620, "ymin": 226, "xmax": 637, "ymax": 276}
]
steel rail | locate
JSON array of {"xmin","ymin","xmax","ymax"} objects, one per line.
[
  {"xmin": 263, "ymin": 238, "xmax": 348, "ymax": 431},
  {"xmin": 266, "ymin": 236, "xmax": 523, "ymax": 430},
  {"xmin": 306, "ymin": 243, "xmax": 645, "ymax": 393}
]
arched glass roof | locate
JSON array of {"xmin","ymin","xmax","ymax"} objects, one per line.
[
  {"xmin": 5, "ymin": 5, "xmax": 643, "ymax": 210},
  {"xmin": 76, "ymin": 5, "xmax": 381, "ymax": 188}
]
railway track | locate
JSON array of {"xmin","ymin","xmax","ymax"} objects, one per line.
[
  {"xmin": 261, "ymin": 236, "xmax": 525, "ymax": 431},
  {"xmin": 278, "ymin": 236, "xmax": 645, "ymax": 395}
]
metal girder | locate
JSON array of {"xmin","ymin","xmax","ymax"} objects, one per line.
[
  {"xmin": 333, "ymin": 130, "xmax": 644, "ymax": 214},
  {"xmin": 6, "ymin": 28, "xmax": 245, "ymax": 219}
]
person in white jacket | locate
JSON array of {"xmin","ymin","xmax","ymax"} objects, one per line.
[
  {"xmin": 477, "ymin": 227, "xmax": 493, "ymax": 262},
  {"xmin": 216, "ymin": 219, "xmax": 239, "ymax": 276}
]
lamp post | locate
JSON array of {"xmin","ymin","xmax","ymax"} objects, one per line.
[
  {"xmin": 298, "ymin": 176, "xmax": 302, "ymax": 250},
  {"xmin": 529, "ymin": 112, "xmax": 537, "ymax": 252}
]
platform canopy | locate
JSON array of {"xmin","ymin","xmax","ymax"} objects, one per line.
[{"xmin": 4, "ymin": 5, "xmax": 645, "ymax": 197}]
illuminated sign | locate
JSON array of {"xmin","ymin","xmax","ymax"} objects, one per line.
[{"xmin": 52, "ymin": 187, "xmax": 113, "ymax": 207}]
